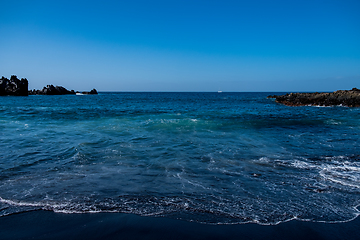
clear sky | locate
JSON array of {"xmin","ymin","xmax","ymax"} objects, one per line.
[{"xmin": 1, "ymin": 0, "xmax": 359, "ymax": 92}]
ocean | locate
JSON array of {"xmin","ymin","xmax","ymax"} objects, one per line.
[{"xmin": 1, "ymin": 92, "xmax": 360, "ymax": 238}]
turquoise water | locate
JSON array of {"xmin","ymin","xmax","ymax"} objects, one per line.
[{"xmin": 1, "ymin": 92, "xmax": 359, "ymax": 224}]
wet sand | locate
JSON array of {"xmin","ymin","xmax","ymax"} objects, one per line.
[{"xmin": 0, "ymin": 211, "xmax": 359, "ymax": 240}]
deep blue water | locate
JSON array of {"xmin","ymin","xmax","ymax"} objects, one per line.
[{"xmin": 0, "ymin": 92, "xmax": 359, "ymax": 225}]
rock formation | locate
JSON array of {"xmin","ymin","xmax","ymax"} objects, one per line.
[
  {"xmin": 29, "ymin": 85, "xmax": 76, "ymax": 95},
  {"xmin": 29, "ymin": 86, "xmax": 98, "ymax": 95},
  {"xmin": 0, "ymin": 75, "xmax": 28, "ymax": 96},
  {"xmin": 1, "ymin": 75, "xmax": 98, "ymax": 96},
  {"xmin": 81, "ymin": 89, "xmax": 98, "ymax": 95},
  {"xmin": 268, "ymin": 88, "xmax": 360, "ymax": 107}
]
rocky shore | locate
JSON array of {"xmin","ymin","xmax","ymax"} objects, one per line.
[
  {"xmin": 0, "ymin": 76, "xmax": 28, "ymax": 96},
  {"xmin": 1, "ymin": 75, "xmax": 97, "ymax": 96},
  {"xmin": 28, "ymin": 85, "xmax": 98, "ymax": 95},
  {"xmin": 28, "ymin": 85, "xmax": 76, "ymax": 95},
  {"xmin": 268, "ymin": 88, "xmax": 360, "ymax": 107}
]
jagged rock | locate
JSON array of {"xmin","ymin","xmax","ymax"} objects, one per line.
[
  {"xmin": 1, "ymin": 75, "xmax": 98, "ymax": 96},
  {"xmin": 28, "ymin": 85, "xmax": 76, "ymax": 95},
  {"xmin": 82, "ymin": 89, "xmax": 98, "ymax": 95},
  {"xmin": 29, "ymin": 85, "xmax": 98, "ymax": 95},
  {"xmin": 268, "ymin": 88, "xmax": 360, "ymax": 107},
  {"xmin": 0, "ymin": 75, "xmax": 28, "ymax": 96}
]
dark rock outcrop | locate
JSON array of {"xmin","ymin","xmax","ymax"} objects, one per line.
[
  {"xmin": 0, "ymin": 75, "xmax": 28, "ymax": 96},
  {"xmin": 1, "ymin": 75, "xmax": 98, "ymax": 96},
  {"xmin": 80, "ymin": 89, "xmax": 98, "ymax": 95},
  {"xmin": 29, "ymin": 86, "xmax": 98, "ymax": 95},
  {"xmin": 29, "ymin": 85, "xmax": 76, "ymax": 95},
  {"xmin": 268, "ymin": 88, "xmax": 360, "ymax": 107}
]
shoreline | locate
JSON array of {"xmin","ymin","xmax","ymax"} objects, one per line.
[
  {"xmin": 268, "ymin": 88, "xmax": 360, "ymax": 107},
  {"xmin": 1, "ymin": 210, "xmax": 359, "ymax": 240}
]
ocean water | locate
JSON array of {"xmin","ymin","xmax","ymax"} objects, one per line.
[{"xmin": 0, "ymin": 92, "xmax": 359, "ymax": 225}]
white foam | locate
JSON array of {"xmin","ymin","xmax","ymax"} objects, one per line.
[
  {"xmin": 325, "ymin": 119, "xmax": 343, "ymax": 125},
  {"xmin": 290, "ymin": 160, "xmax": 317, "ymax": 169},
  {"xmin": 320, "ymin": 164, "xmax": 360, "ymax": 189},
  {"xmin": 283, "ymin": 157, "xmax": 360, "ymax": 189},
  {"xmin": 0, "ymin": 197, "xmax": 43, "ymax": 207},
  {"xmin": 256, "ymin": 157, "xmax": 270, "ymax": 163}
]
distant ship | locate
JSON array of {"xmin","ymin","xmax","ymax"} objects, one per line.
[{"xmin": 218, "ymin": 91, "xmax": 222, "ymax": 93}]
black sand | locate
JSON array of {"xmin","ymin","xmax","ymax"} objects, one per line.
[{"xmin": 0, "ymin": 211, "xmax": 359, "ymax": 240}]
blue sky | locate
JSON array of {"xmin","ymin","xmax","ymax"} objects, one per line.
[{"xmin": 1, "ymin": 0, "xmax": 359, "ymax": 91}]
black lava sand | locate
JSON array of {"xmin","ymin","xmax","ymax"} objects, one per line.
[{"xmin": 0, "ymin": 211, "xmax": 359, "ymax": 240}]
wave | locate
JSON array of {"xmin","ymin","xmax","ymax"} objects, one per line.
[
  {"xmin": 1, "ymin": 155, "xmax": 360, "ymax": 225},
  {"xmin": 1, "ymin": 189, "xmax": 360, "ymax": 225},
  {"xmin": 1, "ymin": 93, "xmax": 360, "ymax": 226},
  {"xmin": 270, "ymin": 156, "xmax": 360, "ymax": 190}
]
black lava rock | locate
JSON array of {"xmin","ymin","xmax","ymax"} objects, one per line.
[
  {"xmin": 0, "ymin": 75, "xmax": 28, "ymax": 96},
  {"xmin": 28, "ymin": 85, "xmax": 76, "ymax": 95},
  {"xmin": 82, "ymin": 89, "xmax": 98, "ymax": 95},
  {"xmin": 268, "ymin": 88, "xmax": 360, "ymax": 107}
]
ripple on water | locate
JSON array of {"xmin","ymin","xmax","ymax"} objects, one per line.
[{"xmin": 0, "ymin": 93, "xmax": 360, "ymax": 224}]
